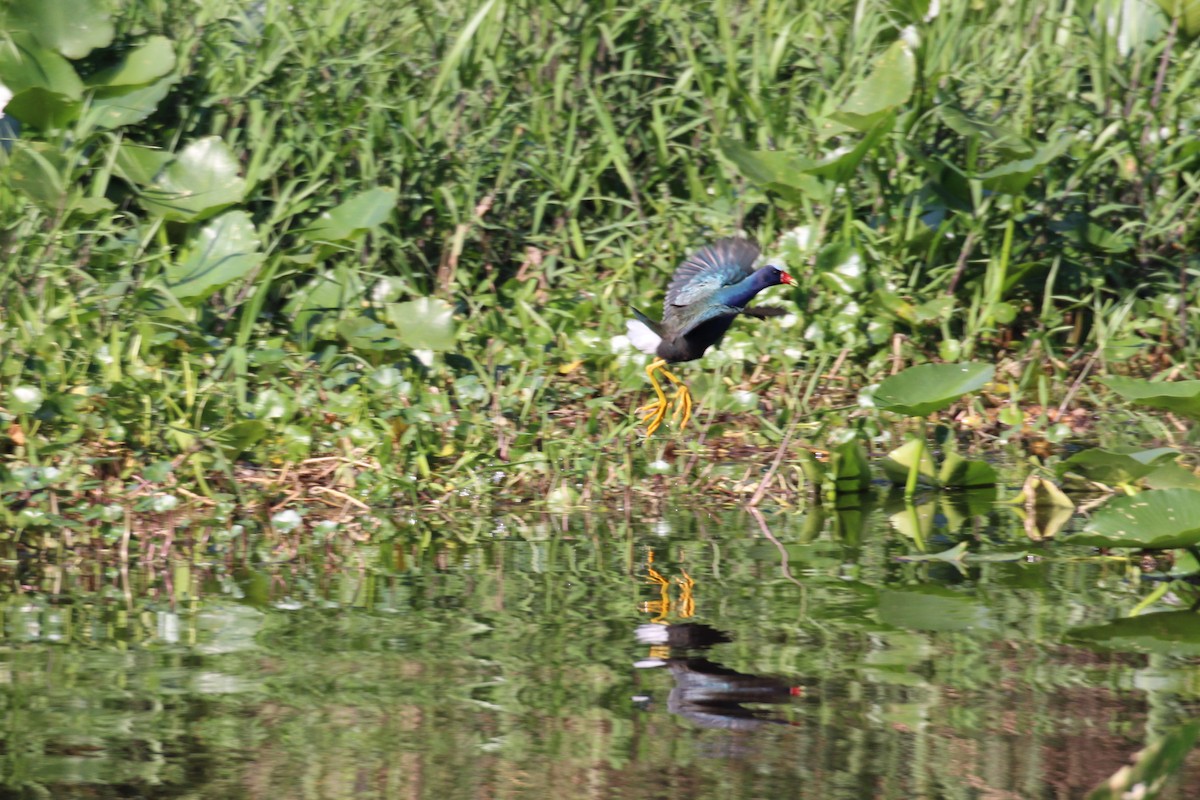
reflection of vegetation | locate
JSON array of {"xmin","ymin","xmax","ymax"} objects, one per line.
[{"xmin": 0, "ymin": 508, "xmax": 1199, "ymax": 797}]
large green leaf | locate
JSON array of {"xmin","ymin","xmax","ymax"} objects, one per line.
[
  {"xmin": 138, "ymin": 136, "xmax": 247, "ymax": 221},
  {"xmin": 717, "ymin": 138, "xmax": 828, "ymax": 203},
  {"xmin": 1088, "ymin": 720, "xmax": 1200, "ymax": 800},
  {"xmin": 303, "ymin": 188, "xmax": 397, "ymax": 242},
  {"xmin": 1101, "ymin": 375, "xmax": 1200, "ymax": 419},
  {"xmin": 162, "ymin": 211, "xmax": 263, "ymax": 301},
  {"xmin": 89, "ymin": 73, "xmax": 178, "ymax": 130},
  {"xmin": 1068, "ymin": 488, "xmax": 1200, "ymax": 549},
  {"xmin": 873, "ymin": 362, "xmax": 995, "ymax": 417},
  {"xmin": 0, "ymin": 33, "xmax": 83, "ymax": 129},
  {"xmin": 879, "ymin": 439, "xmax": 937, "ymax": 486},
  {"xmin": 85, "ymin": 35, "xmax": 175, "ymax": 87},
  {"xmin": 878, "ymin": 586, "xmax": 989, "ymax": 632},
  {"xmin": 1057, "ymin": 446, "xmax": 1179, "ymax": 486},
  {"xmin": 385, "ymin": 298, "xmax": 457, "ymax": 351},
  {"xmin": 5, "ymin": 0, "xmax": 114, "ymax": 59},
  {"xmin": 114, "ymin": 143, "xmax": 174, "ymax": 186},
  {"xmin": 827, "ymin": 40, "xmax": 915, "ymax": 132},
  {"xmin": 806, "ymin": 116, "xmax": 894, "ymax": 183}
]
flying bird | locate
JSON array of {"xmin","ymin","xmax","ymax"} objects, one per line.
[{"xmin": 626, "ymin": 238, "xmax": 796, "ymax": 435}]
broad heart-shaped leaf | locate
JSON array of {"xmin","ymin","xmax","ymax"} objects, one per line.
[
  {"xmin": 385, "ymin": 298, "xmax": 457, "ymax": 351},
  {"xmin": 162, "ymin": 211, "xmax": 263, "ymax": 301},
  {"xmin": 1152, "ymin": 0, "xmax": 1200, "ymax": 38},
  {"xmin": 303, "ymin": 188, "xmax": 398, "ymax": 242},
  {"xmin": 1067, "ymin": 488, "xmax": 1200, "ymax": 549},
  {"xmin": 825, "ymin": 40, "xmax": 915, "ymax": 133},
  {"xmin": 975, "ymin": 137, "xmax": 1071, "ymax": 194},
  {"xmin": 88, "ymin": 72, "xmax": 178, "ymax": 130},
  {"xmin": 285, "ymin": 270, "xmax": 367, "ymax": 349},
  {"xmin": 138, "ymin": 136, "xmax": 247, "ymax": 221},
  {"xmin": 0, "ymin": 33, "xmax": 83, "ymax": 98},
  {"xmin": 1088, "ymin": 719, "xmax": 1200, "ymax": 800},
  {"xmin": 85, "ymin": 35, "xmax": 175, "ymax": 87},
  {"xmin": 717, "ymin": 138, "xmax": 828, "ymax": 203},
  {"xmin": 1055, "ymin": 446, "xmax": 1179, "ymax": 486},
  {"xmin": 1070, "ymin": 611, "xmax": 1200, "ymax": 657},
  {"xmin": 5, "ymin": 0, "xmax": 114, "ymax": 59},
  {"xmin": 873, "ymin": 362, "xmax": 994, "ymax": 417},
  {"xmin": 1101, "ymin": 375, "xmax": 1200, "ymax": 419}
]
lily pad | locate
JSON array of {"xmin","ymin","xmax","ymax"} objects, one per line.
[
  {"xmin": 138, "ymin": 136, "xmax": 247, "ymax": 221},
  {"xmin": 1101, "ymin": 375, "xmax": 1200, "ymax": 419},
  {"xmin": 1067, "ymin": 488, "xmax": 1200, "ymax": 549},
  {"xmin": 873, "ymin": 362, "xmax": 995, "ymax": 417}
]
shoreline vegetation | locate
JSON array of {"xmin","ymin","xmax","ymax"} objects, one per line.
[{"xmin": 2, "ymin": 0, "xmax": 1199, "ymax": 536}]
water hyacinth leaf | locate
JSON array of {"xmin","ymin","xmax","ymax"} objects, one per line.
[
  {"xmin": 1070, "ymin": 611, "xmax": 1200, "ymax": 656},
  {"xmin": 139, "ymin": 136, "xmax": 247, "ymax": 221},
  {"xmin": 1055, "ymin": 446, "xmax": 1179, "ymax": 485},
  {"xmin": 717, "ymin": 138, "xmax": 828, "ymax": 203},
  {"xmin": 385, "ymin": 298, "xmax": 457, "ymax": 351},
  {"xmin": 1101, "ymin": 375, "xmax": 1200, "ymax": 419},
  {"xmin": 85, "ymin": 35, "xmax": 175, "ymax": 87},
  {"xmin": 164, "ymin": 211, "xmax": 263, "ymax": 301},
  {"xmin": 976, "ymin": 137, "xmax": 1071, "ymax": 194},
  {"xmin": 303, "ymin": 188, "xmax": 398, "ymax": 242},
  {"xmin": 874, "ymin": 362, "xmax": 995, "ymax": 417},
  {"xmin": 1068, "ymin": 488, "xmax": 1200, "ymax": 549},
  {"xmin": 1152, "ymin": 0, "xmax": 1200, "ymax": 37},
  {"xmin": 5, "ymin": 0, "xmax": 114, "ymax": 59},
  {"xmin": 1088, "ymin": 720, "xmax": 1200, "ymax": 800},
  {"xmin": 827, "ymin": 40, "xmax": 915, "ymax": 132}
]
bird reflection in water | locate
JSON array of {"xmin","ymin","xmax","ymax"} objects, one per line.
[{"xmin": 634, "ymin": 552, "xmax": 802, "ymax": 732}]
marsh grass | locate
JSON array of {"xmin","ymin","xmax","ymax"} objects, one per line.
[{"xmin": 1, "ymin": 0, "xmax": 1199, "ymax": 530}]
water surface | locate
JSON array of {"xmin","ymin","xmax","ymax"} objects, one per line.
[{"xmin": 3, "ymin": 502, "xmax": 1199, "ymax": 798}]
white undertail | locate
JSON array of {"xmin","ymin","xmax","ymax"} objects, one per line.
[{"xmin": 625, "ymin": 318, "xmax": 661, "ymax": 355}]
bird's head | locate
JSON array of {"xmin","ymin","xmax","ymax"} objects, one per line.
[{"xmin": 768, "ymin": 264, "xmax": 798, "ymax": 286}]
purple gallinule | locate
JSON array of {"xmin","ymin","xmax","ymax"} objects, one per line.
[{"xmin": 626, "ymin": 238, "xmax": 797, "ymax": 435}]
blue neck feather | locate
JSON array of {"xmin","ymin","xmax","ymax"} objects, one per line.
[{"xmin": 715, "ymin": 266, "xmax": 780, "ymax": 309}]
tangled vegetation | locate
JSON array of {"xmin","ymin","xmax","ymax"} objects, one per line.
[{"xmin": 1, "ymin": 0, "xmax": 1199, "ymax": 526}]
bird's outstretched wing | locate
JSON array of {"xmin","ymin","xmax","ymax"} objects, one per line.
[{"xmin": 664, "ymin": 238, "xmax": 761, "ymax": 310}]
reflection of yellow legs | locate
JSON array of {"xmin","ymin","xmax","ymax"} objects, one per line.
[
  {"xmin": 637, "ymin": 357, "xmax": 694, "ymax": 436},
  {"xmin": 639, "ymin": 550, "xmax": 696, "ymax": 622}
]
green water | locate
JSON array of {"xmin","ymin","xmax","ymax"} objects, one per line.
[{"xmin": 3, "ymin": 503, "xmax": 1200, "ymax": 799}]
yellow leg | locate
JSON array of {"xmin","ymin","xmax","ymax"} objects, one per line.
[{"xmin": 636, "ymin": 358, "xmax": 694, "ymax": 435}]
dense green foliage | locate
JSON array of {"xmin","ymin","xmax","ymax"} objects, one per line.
[{"xmin": 2, "ymin": 0, "xmax": 1199, "ymax": 514}]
